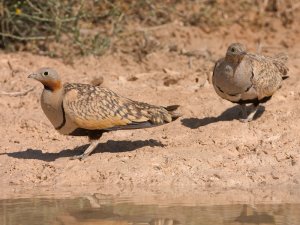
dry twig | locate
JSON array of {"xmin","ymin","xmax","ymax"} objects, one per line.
[
  {"xmin": 7, "ymin": 61, "xmax": 17, "ymax": 77},
  {"xmin": 0, "ymin": 87, "xmax": 35, "ymax": 97}
]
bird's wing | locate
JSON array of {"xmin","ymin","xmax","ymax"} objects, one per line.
[
  {"xmin": 271, "ymin": 53, "xmax": 289, "ymax": 77},
  {"xmin": 248, "ymin": 53, "xmax": 289, "ymax": 76},
  {"xmin": 212, "ymin": 58, "xmax": 227, "ymax": 92},
  {"xmin": 62, "ymin": 83, "xmax": 171, "ymax": 130},
  {"xmin": 212, "ymin": 58, "xmax": 223, "ymax": 81},
  {"xmin": 248, "ymin": 55, "xmax": 284, "ymax": 99}
]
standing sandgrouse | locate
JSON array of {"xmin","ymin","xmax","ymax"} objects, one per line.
[
  {"xmin": 212, "ymin": 43, "xmax": 289, "ymax": 122},
  {"xmin": 28, "ymin": 68, "xmax": 180, "ymax": 160}
]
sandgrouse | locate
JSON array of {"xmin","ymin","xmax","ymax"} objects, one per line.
[
  {"xmin": 28, "ymin": 68, "xmax": 180, "ymax": 160},
  {"xmin": 212, "ymin": 43, "xmax": 289, "ymax": 122}
]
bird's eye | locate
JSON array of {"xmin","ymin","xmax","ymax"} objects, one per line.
[
  {"xmin": 231, "ymin": 48, "xmax": 235, "ymax": 53},
  {"xmin": 44, "ymin": 71, "xmax": 48, "ymax": 76}
]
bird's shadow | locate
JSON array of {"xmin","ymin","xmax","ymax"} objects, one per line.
[
  {"xmin": 181, "ymin": 105, "xmax": 265, "ymax": 129},
  {"xmin": 2, "ymin": 139, "xmax": 164, "ymax": 162}
]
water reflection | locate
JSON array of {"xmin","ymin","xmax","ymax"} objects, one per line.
[
  {"xmin": 234, "ymin": 205, "xmax": 275, "ymax": 224},
  {"xmin": 54, "ymin": 214, "xmax": 180, "ymax": 225},
  {"xmin": 0, "ymin": 196, "xmax": 299, "ymax": 225}
]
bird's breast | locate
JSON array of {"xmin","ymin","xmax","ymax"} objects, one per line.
[
  {"xmin": 214, "ymin": 64, "xmax": 238, "ymax": 94},
  {"xmin": 214, "ymin": 61, "xmax": 252, "ymax": 95},
  {"xmin": 41, "ymin": 98, "xmax": 63, "ymax": 128},
  {"xmin": 224, "ymin": 65, "xmax": 234, "ymax": 77},
  {"xmin": 40, "ymin": 89, "xmax": 71, "ymax": 133}
]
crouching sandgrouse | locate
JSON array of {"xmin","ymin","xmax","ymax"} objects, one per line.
[
  {"xmin": 212, "ymin": 43, "xmax": 289, "ymax": 122},
  {"xmin": 28, "ymin": 68, "xmax": 180, "ymax": 160}
]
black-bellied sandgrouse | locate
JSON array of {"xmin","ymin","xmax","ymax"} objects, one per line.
[
  {"xmin": 212, "ymin": 43, "xmax": 289, "ymax": 122},
  {"xmin": 28, "ymin": 68, "xmax": 180, "ymax": 160}
]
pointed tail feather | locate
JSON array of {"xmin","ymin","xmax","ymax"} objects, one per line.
[
  {"xmin": 282, "ymin": 75, "xmax": 289, "ymax": 80},
  {"xmin": 164, "ymin": 105, "xmax": 181, "ymax": 121}
]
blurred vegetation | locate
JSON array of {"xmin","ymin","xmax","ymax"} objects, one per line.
[
  {"xmin": 0, "ymin": 0, "xmax": 296, "ymax": 61},
  {"xmin": 0, "ymin": 0, "xmax": 112, "ymax": 58}
]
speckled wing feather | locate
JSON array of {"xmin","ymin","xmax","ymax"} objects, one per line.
[
  {"xmin": 249, "ymin": 53, "xmax": 289, "ymax": 76},
  {"xmin": 62, "ymin": 83, "xmax": 175, "ymax": 131},
  {"xmin": 248, "ymin": 54, "xmax": 287, "ymax": 99},
  {"xmin": 269, "ymin": 53, "xmax": 289, "ymax": 77}
]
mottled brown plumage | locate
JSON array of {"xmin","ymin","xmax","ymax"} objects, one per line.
[
  {"xmin": 63, "ymin": 83, "xmax": 175, "ymax": 130},
  {"xmin": 28, "ymin": 68, "xmax": 180, "ymax": 160},
  {"xmin": 213, "ymin": 43, "xmax": 289, "ymax": 122}
]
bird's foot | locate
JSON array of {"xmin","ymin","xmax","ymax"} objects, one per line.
[
  {"xmin": 238, "ymin": 104, "xmax": 258, "ymax": 123},
  {"xmin": 239, "ymin": 104, "xmax": 248, "ymax": 118},
  {"xmin": 70, "ymin": 139, "xmax": 100, "ymax": 160},
  {"xmin": 239, "ymin": 117, "xmax": 253, "ymax": 123},
  {"xmin": 70, "ymin": 153, "xmax": 88, "ymax": 160}
]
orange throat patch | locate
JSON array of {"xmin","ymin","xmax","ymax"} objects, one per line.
[{"xmin": 42, "ymin": 80, "xmax": 62, "ymax": 91}]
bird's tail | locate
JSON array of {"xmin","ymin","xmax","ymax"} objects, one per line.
[
  {"xmin": 273, "ymin": 53, "xmax": 289, "ymax": 77},
  {"xmin": 106, "ymin": 103, "xmax": 181, "ymax": 131},
  {"xmin": 134, "ymin": 102, "xmax": 181, "ymax": 125},
  {"xmin": 164, "ymin": 105, "xmax": 181, "ymax": 121}
]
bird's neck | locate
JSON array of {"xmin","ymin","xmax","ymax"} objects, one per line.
[
  {"xmin": 41, "ymin": 86, "xmax": 65, "ymax": 129},
  {"xmin": 42, "ymin": 80, "xmax": 62, "ymax": 92},
  {"xmin": 225, "ymin": 55, "xmax": 243, "ymax": 65}
]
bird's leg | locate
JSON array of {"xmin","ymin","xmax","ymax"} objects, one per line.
[
  {"xmin": 247, "ymin": 103, "xmax": 259, "ymax": 121},
  {"xmin": 70, "ymin": 139, "xmax": 100, "ymax": 160},
  {"xmin": 239, "ymin": 104, "xmax": 248, "ymax": 122},
  {"xmin": 70, "ymin": 132, "xmax": 103, "ymax": 160},
  {"xmin": 240, "ymin": 103, "xmax": 259, "ymax": 123}
]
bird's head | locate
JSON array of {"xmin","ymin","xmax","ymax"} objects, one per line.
[
  {"xmin": 225, "ymin": 43, "xmax": 247, "ymax": 62},
  {"xmin": 28, "ymin": 67, "xmax": 62, "ymax": 91}
]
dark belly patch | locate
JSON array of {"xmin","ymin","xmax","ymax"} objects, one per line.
[
  {"xmin": 69, "ymin": 128, "xmax": 106, "ymax": 139},
  {"xmin": 233, "ymin": 96, "xmax": 272, "ymax": 106}
]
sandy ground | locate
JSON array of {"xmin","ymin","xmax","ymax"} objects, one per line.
[{"xmin": 0, "ymin": 17, "xmax": 300, "ymax": 202}]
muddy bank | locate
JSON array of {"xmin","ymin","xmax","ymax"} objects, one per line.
[{"xmin": 0, "ymin": 17, "xmax": 300, "ymax": 199}]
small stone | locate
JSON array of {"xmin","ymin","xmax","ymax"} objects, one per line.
[{"xmin": 91, "ymin": 76, "xmax": 104, "ymax": 86}]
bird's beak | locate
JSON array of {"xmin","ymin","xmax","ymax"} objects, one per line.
[
  {"xmin": 240, "ymin": 51, "xmax": 247, "ymax": 56},
  {"xmin": 28, "ymin": 73, "xmax": 38, "ymax": 79}
]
